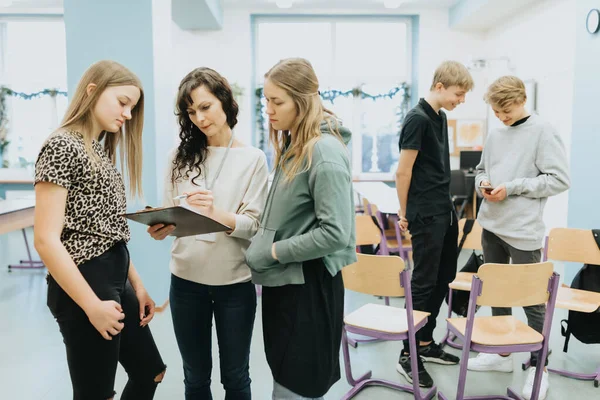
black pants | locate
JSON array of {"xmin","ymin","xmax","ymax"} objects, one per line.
[
  {"xmin": 403, "ymin": 211, "xmax": 458, "ymax": 352},
  {"xmin": 170, "ymin": 275, "xmax": 256, "ymax": 400},
  {"xmin": 47, "ymin": 241, "xmax": 166, "ymax": 400},
  {"xmin": 481, "ymin": 229, "xmax": 547, "ymax": 367},
  {"xmin": 262, "ymin": 258, "xmax": 344, "ymax": 398}
]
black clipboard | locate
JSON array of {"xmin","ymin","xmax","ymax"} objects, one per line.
[{"xmin": 124, "ymin": 206, "xmax": 231, "ymax": 238}]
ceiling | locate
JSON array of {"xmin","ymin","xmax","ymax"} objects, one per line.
[{"xmin": 0, "ymin": 0, "xmax": 461, "ymax": 11}]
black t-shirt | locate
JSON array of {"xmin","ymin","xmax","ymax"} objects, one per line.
[{"xmin": 398, "ymin": 98, "xmax": 452, "ymax": 221}]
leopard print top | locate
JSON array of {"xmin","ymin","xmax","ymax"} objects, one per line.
[{"xmin": 34, "ymin": 129, "xmax": 130, "ymax": 266}]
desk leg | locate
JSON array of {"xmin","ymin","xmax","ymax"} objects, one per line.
[{"xmin": 8, "ymin": 229, "xmax": 45, "ymax": 271}]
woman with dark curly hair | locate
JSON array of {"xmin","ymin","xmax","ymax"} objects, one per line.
[{"xmin": 147, "ymin": 67, "xmax": 268, "ymax": 399}]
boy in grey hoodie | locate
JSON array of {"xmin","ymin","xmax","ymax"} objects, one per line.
[{"xmin": 470, "ymin": 76, "xmax": 570, "ymax": 400}]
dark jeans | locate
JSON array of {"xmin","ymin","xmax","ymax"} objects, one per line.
[
  {"xmin": 47, "ymin": 241, "xmax": 166, "ymax": 400},
  {"xmin": 170, "ymin": 275, "xmax": 257, "ymax": 400},
  {"xmin": 481, "ymin": 229, "xmax": 547, "ymax": 366},
  {"xmin": 403, "ymin": 211, "xmax": 458, "ymax": 353}
]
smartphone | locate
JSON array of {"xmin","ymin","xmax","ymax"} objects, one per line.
[{"xmin": 480, "ymin": 185, "xmax": 494, "ymax": 191}]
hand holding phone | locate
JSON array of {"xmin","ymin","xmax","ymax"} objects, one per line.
[{"xmin": 480, "ymin": 181, "xmax": 494, "ymax": 192}]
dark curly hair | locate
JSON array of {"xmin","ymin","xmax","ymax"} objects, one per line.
[{"xmin": 171, "ymin": 67, "xmax": 239, "ymax": 186}]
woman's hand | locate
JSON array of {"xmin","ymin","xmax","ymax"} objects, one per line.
[
  {"xmin": 186, "ymin": 190, "xmax": 215, "ymax": 216},
  {"xmin": 147, "ymin": 224, "xmax": 175, "ymax": 240},
  {"xmin": 135, "ymin": 287, "xmax": 156, "ymax": 327},
  {"xmin": 84, "ymin": 300, "xmax": 125, "ymax": 340}
]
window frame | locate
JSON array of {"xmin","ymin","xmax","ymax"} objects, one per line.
[{"xmin": 251, "ymin": 14, "xmax": 416, "ymax": 180}]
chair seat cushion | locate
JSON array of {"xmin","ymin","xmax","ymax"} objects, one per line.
[
  {"xmin": 449, "ymin": 272, "xmax": 475, "ymax": 291},
  {"xmin": 345, "ymin": 303, "xmax": 429, "ymax": 334},
  {"xmin": 557, "ymin": 286, "xmax": 600, "ymax": 313},
  {"xmin": 447, "ymin": 315, "xmax": 543, "ymax": 346}
]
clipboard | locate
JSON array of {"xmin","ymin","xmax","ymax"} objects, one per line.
[{"xmin": 124, "ymin": 206, "xmax": 231, "ymax": 238}]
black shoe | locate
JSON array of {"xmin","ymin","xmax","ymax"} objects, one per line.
[
  {"xmin": 419, "ymin": 342, "xmax": 460, "ymax": 365},
  {"xmin": 396, "ymin": 353, "xmax": 434, "ymax": 388}
]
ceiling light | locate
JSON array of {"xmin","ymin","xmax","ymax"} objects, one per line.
[
  {"xmin": 275, "ymin": 0, "xmax": 293, "ymax": 8},
  {"xmin": 383, "ymin": 0, "xmax": 403, "ymax": 8}
]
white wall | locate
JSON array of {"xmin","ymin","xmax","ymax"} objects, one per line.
[
  {"xmin": 481, "ymin": 0, "xmax": 576, "ymax": 233},
  {"xmin": 168, "ymin": 5, "xmax": 486, "ymax": 147},
  {"xmin": 170, "ymin": 8, "xmax": 255, "ymax": 146},
  {"xmin": 152, "ymin": 0, "xmax": 179, "ymax": 199},
  {"xmin": 163, "ymin": 1, "xmax": 575, "ymax": 233}
]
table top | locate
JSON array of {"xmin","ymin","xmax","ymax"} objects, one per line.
[
  {"xmin": 353, "ymin": 182, "xmax": 399, "ymax": 214},
  {"xmin": 0, "ymin": 198, "xmax": 36, "ymax": 216},
  {"xmin": 0, "ymin": 168, "xmax": 34, "ymax": 184}
]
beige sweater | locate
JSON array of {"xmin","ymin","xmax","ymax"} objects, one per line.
[{"xmin": 163, "ymin": 145, "xmax": 269, "ymax": 285}]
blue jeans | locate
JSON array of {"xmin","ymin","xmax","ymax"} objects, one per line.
[{"xmin": 170, "ymin": 274, "xmax": 257, "ymax": 400}]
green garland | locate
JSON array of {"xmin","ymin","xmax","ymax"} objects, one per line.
[
  {"xmin": 254, "ymin": 83, "xmax": 411, "ymax": 150},
  {"xmin": 0, "ymin": 86, "xmax": 67, "ymax": 100},
  {"xmin": 0, "ymin": 87, "xmax": 68, "ymax": 166}
]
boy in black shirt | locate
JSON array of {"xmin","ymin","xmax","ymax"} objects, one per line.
[{"xmin": 395, "ymin": 60, "xmax": 474, "ymax": 388}]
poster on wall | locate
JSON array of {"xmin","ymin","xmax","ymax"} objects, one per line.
[
  {"xmin": 456, "ymin": 119, "xmax": 485, "ymax": 148},
  {"xmin": 448, "ymin": 119, "xmax": 457, "ymax": 155}
]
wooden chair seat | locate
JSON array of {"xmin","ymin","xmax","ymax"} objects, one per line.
[
  {"xmin": 556, "ymin": 286, "xmax": 600, "ymax": 313},
  {"xmin": 387, "ymin": 238, "xmax": 413, "ymax": 249},
  {"xmin": 447, "ymin": 316, "xmax": 543, "ymax": 346},
  {"xmin": 384, "ymin": 228, "xmax": 396, "ymax": 237},
  {"xmin": 345, "ymin": 303, "xmax": 429, "ymax": 334},
  {"xmin": 449, "ymin": 272, "xmax": 476, "ymax": 291}
]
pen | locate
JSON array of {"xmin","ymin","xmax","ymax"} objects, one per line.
[{"xmin": 173, "ymin": 194, "xmax": 188, "ymax": 200}]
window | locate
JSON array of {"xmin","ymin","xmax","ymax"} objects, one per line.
[
  {"xmin": 0, "ymin": 19, "xmax": 67, "ymax": 169},
  {"xmin": 253, "ymin": 16, "xmax": 412, "ymax": 178}
]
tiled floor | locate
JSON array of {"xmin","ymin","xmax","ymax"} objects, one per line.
[{"xmin": 1, "ymin": 228, "xmax": 599, "ymax": 399}]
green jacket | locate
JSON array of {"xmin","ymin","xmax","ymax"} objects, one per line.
[{"xmin": 246, "ymin": 120, "xmax": 357, "ymax": 287}]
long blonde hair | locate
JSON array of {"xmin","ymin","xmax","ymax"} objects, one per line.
[
  {"xmin": 59, "ymin": 60, "xmax": 144, "ymax": 198},
  {"xmin": 265, "ymin": 58, "xmax": 342, "ymax": 181}
]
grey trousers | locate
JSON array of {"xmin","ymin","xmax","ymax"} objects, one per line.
[{"xmin": 481, "ymin": 229, "xmax": 548, "ymax": 366}]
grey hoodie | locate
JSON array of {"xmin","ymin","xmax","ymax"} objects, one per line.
[
  {"xmin": 245, "ymin": 119, "xmax": 357, "ymax": 287},
  {"xmin": 475, "ymin": 114, "xmax": 570, "ymax": 250}
]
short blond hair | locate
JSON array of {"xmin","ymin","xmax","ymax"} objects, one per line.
[
  {"xmin": 430, "ymin": 61, "xmax": 474, "ymax": 91},
  {"xmin": 484, "ymin": 76, "xmax": 527, "ymax": 109}
]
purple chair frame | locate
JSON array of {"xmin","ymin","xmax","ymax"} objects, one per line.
[
  {"xmin": 438, "ymin": 271, "xmax": 560, "ymax": 400},
  {"xmin": 8, "ymin": 228, "xmax": 45, "ymax": 271},
  {"xmin": 547, "ymin": 365, "xmax": 600, "ymax": 388},
  {"xmin": 364, "ymin": 202, "xmax": 412, "ymax": 266},
  {"xmin": 441, "ymin": 236, "xmax": 552, "ymax": 370},
  {"xmin": 341, "ymin": 269, "xmax": 437, "ymax": 400}
]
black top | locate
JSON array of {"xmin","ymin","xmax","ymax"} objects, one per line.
[
  {"xmin": 399, "ymin": 98, "xmax": 452, "ymax": 220},
  {"xmin": 511, "ymin": 115, "xmax": 531, "ymax": 127}
]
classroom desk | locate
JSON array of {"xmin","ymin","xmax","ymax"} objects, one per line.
[
  {"xmin": 0, "ymin": 198, "xmax": 44, "ymax": 270},
  {"xmin": 353, "ymin": 181, "xmax": 399, "ymax": 215},
  {"xmin": 0, "ymin": 175, "xmax": 34, "ymax": 199}
]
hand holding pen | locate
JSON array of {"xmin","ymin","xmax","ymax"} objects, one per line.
[{"xmin": 175, "ymin": 190, "xmax": 215, "ymax": 216}]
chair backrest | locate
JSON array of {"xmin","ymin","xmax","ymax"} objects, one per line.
[
  {"xmin": 342, "ymin": 253, "xmax": 406, "ymax": 297},
  {"xmin": 457, "ymin": 218, "xmax": 483, "ymax": 251},
  {"xmin": 547, "ymin": 228, "xmax": 600, "ymax": 265},
  {"xmin": 361, "ymin": 197, "xmax": 379, "ymax": 215},
  {"xmin": 355, "ymin": 214, "xmax": 381, "ymax": 246},
  {"xmin": 450, "ymin": 169, "xmax": 467, "ymax": 197},
  {"xmin": 475, "ymin": 262, "xmax": 554, "ymax": 307}
]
